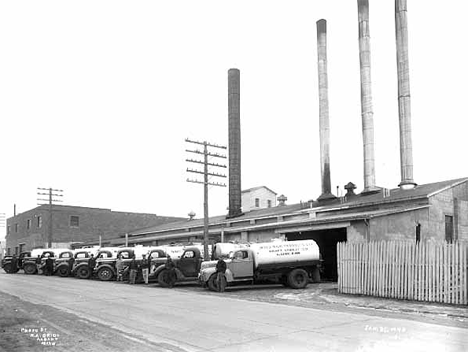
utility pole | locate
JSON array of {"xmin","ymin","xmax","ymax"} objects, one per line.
[
  {"xmin": 37, "ymin": 187, "xmax": 63, "ymax": 248},
  {"xmin": 186, "ymin": 138, "xmax": 226, "ymax": 260}
]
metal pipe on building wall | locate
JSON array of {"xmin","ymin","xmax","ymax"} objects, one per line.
[
  {"xmin": 316, "ymin": 19, "xmax": 335, "ymax": 201},
  {"xmin": 228, "ymin": 68, "xmax": 243, "ymax": 218},
  {"xmin": 395, "ymin": 0, "xmax": 416, "ymax": 189},
  {"xmin": 357, "ymin": 0, "xmax": 378, "ymax": 193}
]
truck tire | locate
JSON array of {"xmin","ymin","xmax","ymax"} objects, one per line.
[
  {"xmin": 76, "ymin": 266, "xmax": 91, "ymax": 279},
  {"xmin": 157, "ymin": 270, "xmax": 170, "ymax": 287},
  {"xmin": 311, "ymin": 266, "xmax": 321, "ymax": 283},
  {"xmin": 57, "ymin": 265, "xmax": 70, "ymax": 277},
  {"xmin": 97, "ymin": 267, "xmax": 114, "ymax": 281},
  {"xmin": 287, "ymin": 268, "xmax": 309, "ymax": 289},
  {"xmin": 207, "ymin": 274, "xmax": 218, "ymax": 291},
  {"xmin": 3, "ymin": 263, "xmax": 12, "ymax": 274},
  {"xmin": 23, "ymin": 263, "xmax": 37, "ymax": 275}
]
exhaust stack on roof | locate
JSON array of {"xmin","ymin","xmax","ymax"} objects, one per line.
[
  {"xmin": 395, "ymin": 0, "xmax": 416, "ymax": 189},
  {"xmin": 316, "ymin": 19, "xmax": 336, "ymax": 202},
  {"xmin": 227, "ymin": 68, "xmax": 243, "ymax": 218},
  {"xmin": 357, "ymin": 0, "xmax": 379, "ymax": 194}
]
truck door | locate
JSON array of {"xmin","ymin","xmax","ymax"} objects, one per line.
[
  {"xmin": 229, "ymin": 250, "xmax": 254, "ymax": 279},
  {"xmin": 178, "ymin": 250, "xmax": 199, "ymax": 277}
]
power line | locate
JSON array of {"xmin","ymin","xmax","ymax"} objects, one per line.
[
  {"xmin": 185, "ymin": 138, "xmax": 227, "ymax": 260},
  {"xmin": 37, "ymin": 187, "xmax": 64, "ymax": 248}
]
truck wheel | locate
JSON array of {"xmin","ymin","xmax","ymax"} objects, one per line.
[
  {"xmin": 23, "ymin": 263, "xmax": 37, "ymax": 275},
  {"xmin": 287, "ymin": 268, "xmax": 309, "ymax": 289},
  {"xmin": 311, "ymin": 267, "xmax": 321, "ymax": 283},
  {"xmin": 207, "ymin": 274, "xmax": 218, "ymax": 291},
  {"xmin": 97, "ymin": 267, "xmax": 114, "ymax": 281},
  {"xmin": 157, "ymin": 270, "xmax": 170, "ymax": 287},
  {"xmin": 57, "ymin": 265, "xmax": 70, "ymax": 277},
  {"xmin": 3, "ymin": 263, "xmax": 12, "ymax": 274},
  {"xmin": 76, "ymin": 266, "xmax": 91, "ymax": 279}
]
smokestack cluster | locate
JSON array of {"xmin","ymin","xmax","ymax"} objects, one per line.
[
  {"xmin": 227, "ymin": 68, "xmax": 243, "ymax": 218},
  {"xmin": 316, "ymin": 19, "xmax": 336, "ymax": 202},
  {"xmin": 395, "ymin": 0, "xmax": 416, "ymax": 189}
]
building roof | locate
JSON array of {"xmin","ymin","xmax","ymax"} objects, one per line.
[
  {"xmin": 99, "ymin": 177, "xmax": 468, "ymax": 244},
  {"xmin": 241, "ymin": 186, "xmax": 277, "ymax": 195}
]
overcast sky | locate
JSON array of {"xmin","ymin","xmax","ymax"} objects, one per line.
[{"xmin": 1, "ymin": 1, "xmax": 467, "ymax": 242}]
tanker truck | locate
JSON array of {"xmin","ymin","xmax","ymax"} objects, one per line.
[
  {"xmin": 199, "ymin": 239, "xmax": 322, "ymax": 290},
  {"xmin": 154, "ymin": 243, "xmax": 245, "ymax": 287}
]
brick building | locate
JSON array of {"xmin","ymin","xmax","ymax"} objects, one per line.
[{"xmin": 5, "ymin": 204, "xmax": 184, "ymax": 255}]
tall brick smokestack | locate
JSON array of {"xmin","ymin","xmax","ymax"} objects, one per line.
[
  {"xmin": 395, "ymin": 0, "xmax": 416, "ymax": 189},
  {"xmin": 228, "ymin": 68, "xmax": 243, "ymax": 218},
  {"xmin": 357, "ymin": 0, "xmax": 378, "ymax": 194},
  {"xmin": 316, "ymin": 19, "xmax": 336, "ymax": 202}
]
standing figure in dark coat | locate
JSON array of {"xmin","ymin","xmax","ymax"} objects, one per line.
[
  {"xmin": 10, "ymin": 254, "xmax": 18, "ymax": 273},
  {"xmin": 88, "ymin": 254, "xmax": 96, "ymax": 278},
  {"xmin": 216, "ymin": 258, "xmax": 227, "ymax": 293},
  {"xmin": 68, "ymin": 256, "xmax": 75, "ymax": 276},
  {"xmin": 45, "ymin": 256, "xmax": 54, "ymax": 276},
  {"xmin": 128, "ymin": 255, "xmax": 138, "ymax": 284},
  {"xmin": 165, "ymin": 255, "xmax": 176, "ymax": 288}
]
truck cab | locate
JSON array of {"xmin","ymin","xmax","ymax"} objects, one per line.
[
  {"xmin": 154, "ymin": 247, "xmax": 204, "ymax": 287},
  {"xmin": 22, "ymin": 249, "xmax": 71, "ymax": 275},
  {"xmin": 1, "ymin": 251, "xmax": 31, "ymax": 273}
]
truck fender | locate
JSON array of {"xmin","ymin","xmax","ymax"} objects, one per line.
[{"xmin": 153, "ymin": 265, "xmax": 166, "ymax": 278}]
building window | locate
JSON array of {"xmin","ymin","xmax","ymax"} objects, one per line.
[
  {"xmin": 7, "ymin": 248, "xmax": 11, "ymax": 256},
  {"xmin": 19, "ymin": 243, "xmax": 25, "ymax": 253},
  {"xmin": 27, "ymin": 219, "xmax": 31, "ymax": 230},
  {"xmin": 70, "ymin": 216, "xmax": 79, "ymax": 228},
  {"xmin": 267, "ymin": 200, "xmax": 272, "ymax": 208},
  {"xmin": 37, "ymin": 216, "xmax": 42, "ymax": 228},
  {"xmin": 255, "ymin": 198, "xmax": 260, "ymax": 207},
  {"xmin": 445, "ymin": 215, "xmax": 454, "ymax": 243},
  {"xmin": 15, "ymin": 224, "xmax": 18, "ymax": 233},
  {"xmin": 15, "ymin": 247, "xmax": 18, "ymax": 255},
  {"xmin": 7, "ymin": 225, "xmax": 10, "ymax": 234}
]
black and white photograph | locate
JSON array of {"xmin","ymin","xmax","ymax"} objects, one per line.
[{"xmin": 0, "ymin": 1, "xmax": 467, "ymax": 351}]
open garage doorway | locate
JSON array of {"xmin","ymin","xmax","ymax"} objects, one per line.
[{"xmin": 286, "ymin": 228, "xmax": 347, "ymax": 281}]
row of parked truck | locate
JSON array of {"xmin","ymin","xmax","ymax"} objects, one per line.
[{"xmin": 1, "ymin": 239, "xmax": 323, "ymax": 290}]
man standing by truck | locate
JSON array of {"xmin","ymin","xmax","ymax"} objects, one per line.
[
  {"xmin": 88, "ymin": 254, "xmax": 96, "ymax": 278},
  {"xmin": 215, "ymin": 258, "xmax": 227, "ymax": 293},
  {"xmin": 141, "ymin": 254, "xmax": 149, "ymax": 285},
  {"xmin": 128, "ymin": 255, "xmax": 138, "ymax": 285},
  {"xmin": 164, "ymin": 255, "xmax": 176, "ymax": 288}
]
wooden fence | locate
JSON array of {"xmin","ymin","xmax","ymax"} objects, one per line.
[{"xmin": 337, "ymin": 241, "xmax": 468, "ymax": 305}]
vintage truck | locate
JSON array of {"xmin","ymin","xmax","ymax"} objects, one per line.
[
  {"xmin": 1, "ymin": 251, "xmax": 31, "ymax": 273},
  {"xmin": 22, "ymin": 248, "xmax": 73, "ymax": 275},
  {"xmin": 199, "ymin": 239, "xmax": 322, "ymax": 290},
  {"xmin": 73, "ymin": 247, "xmax": 121, "ymax": 279},
  {"xmin": 96, "ymin": 245, "xmax": 186, "ymax": 282},
  {"xmin": 154, "ymin": 243, "xmax": 241, "ymax": 287},
  {"xmin": 54, "ymin": 247, "xmax": 101, "ymax": 277}
]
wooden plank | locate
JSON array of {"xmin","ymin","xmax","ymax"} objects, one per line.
[
  {"xmin": 444, "ymin": 243, "xmax": 448, "ymax": 304},
  {"xmin": 423, "ymin": 242, "xmax": 428, "ymax": 302},
  {"xmin": 455, "ymin": 242, "xmax": 459, "ymax": 305},
  {"xmin": 463, "ymin": 243, "xmax": 468, "ymax": 305}
]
